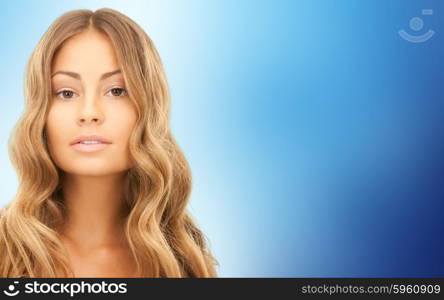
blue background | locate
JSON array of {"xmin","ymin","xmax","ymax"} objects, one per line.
[{"xmin": 0, "ymin": 0, "xmax": 443, "ymax": 277}]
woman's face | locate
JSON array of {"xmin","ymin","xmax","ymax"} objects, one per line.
[{"xmin": 46, "ymin": 29, "xmax": 136, "ymax": 176}]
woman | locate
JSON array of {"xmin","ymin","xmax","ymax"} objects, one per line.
[{"xmin": 0, "ymin": 8, "xmax": 218, "ymax": 278}]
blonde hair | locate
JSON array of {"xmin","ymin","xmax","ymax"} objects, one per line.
[{"xmin": 0, "ymin": 8, "xmax": 218, "ymax": 277}]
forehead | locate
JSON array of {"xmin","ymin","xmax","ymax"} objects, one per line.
[{"xmin": 51, "ymin": 29, "xmax": 120, "ymax": 74}]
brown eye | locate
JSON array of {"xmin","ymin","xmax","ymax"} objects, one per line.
[
  {"xmin": 56, "ymin": 89, "xmax": 77, "ymax": 99},
  {"xmin": 108, "ymin": 88, "xmax": 127, "ymax": 97},
  {"xmin": 63, "ymin": 91, "xmax": 73, "ymax": 97}
]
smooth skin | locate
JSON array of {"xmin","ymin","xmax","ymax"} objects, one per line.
[{"xmin": 47, "ymin": 28, "xmax": 138, "ymax": 277}]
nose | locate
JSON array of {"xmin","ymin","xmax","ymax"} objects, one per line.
[
  {"xmin": 80, "ymin": 116, "xmax": 100, "ymax": 124},
  {"xmin": 77, "ymin": 94, "xmax": 105, "ymax": 126}
]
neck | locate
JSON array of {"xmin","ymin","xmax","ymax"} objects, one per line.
[{"xmin": 61, "ymin": 172, "xmax": 128, "ymax": 248}]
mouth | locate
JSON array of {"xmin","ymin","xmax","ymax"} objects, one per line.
[
  {"xmin": 70, "ymin": 135, "xmax": 112, "ymax": 152},
  {"xmin": 71, "ymin": 141, "xmax": 111, "ymax": 152}
]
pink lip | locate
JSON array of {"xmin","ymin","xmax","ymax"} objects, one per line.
[
  {"xmin": 70, "ymin": 134, "xmax": 112, "ymax": 153},
  {"xmin": 70, "ymin": 134, "xmax": 112, "ymax": 145},
  {"xmin": 71, "ymin": 143, "xmax": 110, "ymax": 152}
]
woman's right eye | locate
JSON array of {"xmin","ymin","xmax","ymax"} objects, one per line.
[{"xmin": 55, "ymin": 89, "xmax": 77, "ymax": 99}]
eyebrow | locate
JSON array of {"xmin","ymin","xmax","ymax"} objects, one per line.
[{"xmin": 51, "ymin": 69, "xmax": 122, "ymax": 80}]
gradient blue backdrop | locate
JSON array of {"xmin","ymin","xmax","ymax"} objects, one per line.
[{"xmin": 0, "ymin": 0, "xmax": 443, "ymax": 277}]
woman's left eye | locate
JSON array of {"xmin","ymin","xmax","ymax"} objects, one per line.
[{"xmin": 107, "ymin": 88, "xmax": 127, "ymax": 97}]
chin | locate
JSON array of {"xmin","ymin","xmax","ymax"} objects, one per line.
[
  {"xmin": 61, "ymin": 163, "xmax": 116, "ymax": 176},
  {"xmin": 66, "ymin": 170, "xmax": 114, "ymax": 177}
]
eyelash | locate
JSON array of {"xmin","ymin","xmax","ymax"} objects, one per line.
[{"xmin": 54, "ymin": 88, "xmax": 128, "ymax": 99}]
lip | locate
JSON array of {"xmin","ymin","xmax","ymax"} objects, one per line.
[{"xmin": 70, "ymin": 134, "xmax": 112, "ymax": 153}]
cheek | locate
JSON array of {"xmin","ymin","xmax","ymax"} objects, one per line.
[
  {"xmin": 109, "ymin": 104, "xmax": 137, "ymax": 142},
  {"xmin": 45, "ymin": 104, "xmax": 76, "ymax": 170},
  {"xmin": 46, "ymin": 105, "xmax": 72, "ymax": 149}
]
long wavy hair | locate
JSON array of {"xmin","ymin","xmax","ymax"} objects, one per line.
[{"xmin": 0, "ymin": 8, "xmax": 218, "ymax": 277}]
